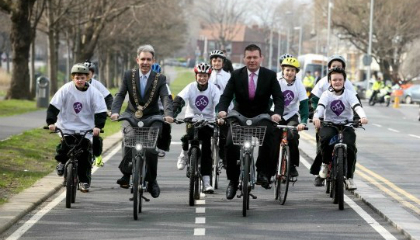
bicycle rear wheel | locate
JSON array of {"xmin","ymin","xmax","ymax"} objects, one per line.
[
  {"xmin": 133, "ymin": 153, "xmax": 140, "ymax": 220},
  {"xmin": 65, "ymin": 163, "xmax": 73, "ymax": 208},
  {"xmin": 278, "ymin": 147, "xmax": 290, "ymax": 205},
  {"xmin": 242, "ymin": 153, "xmax": 251, "ymax": 217},
  {"xmin": 71, "ymin": 163, "xmax": 78, "ymax": 204},
  {"xmin": 189, "ymin": 148, "xmax": 198, "ymax": 206},
  {"xmin": 335, "ymin": 148, "xmax": 345, "ymax": 210}
]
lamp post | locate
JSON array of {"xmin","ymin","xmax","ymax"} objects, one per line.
[
  {"xmin": 294, "ymin": 26, "xmax": 303, "ymax": 56},
  {"xmin": 366, "ymin": 0, "xmax": 374, "ymax": 91},
  {"xmin": 277, "ymin": 28, "xmax": 282, "ymax": 65},
  {"xmin": 285, "ymin": 11, "xmax": 292, "ymax": 53},
  {"xmin": 268, "ymin": 28, "xmax": 273, "ymax": 70}
]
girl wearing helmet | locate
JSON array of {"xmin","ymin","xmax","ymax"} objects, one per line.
[
  {"xmin": 46, "ymin": 63, "xmax": 107, "ymax": 193},
  {"xmin": 312, "ymin": 67, "xmax": 368, "ymax": 190},
  {"xmin": 276, "ymin": 53, "xmax": 294, "ymax": 81},
  {"xmin": 172, "ymin": 63, "xmax": 221, "ymax": 194},
  {"xmin": 271, "ymin": 57, "xmax": 309, "ymax": 177}
]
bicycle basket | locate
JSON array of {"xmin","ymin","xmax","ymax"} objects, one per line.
[
  {"xmin": 123, "ymin": 127, "xmax": 160, "ymax": 149},
  {"xmin": 230, "ymin": 125, "xmax": 266, "ymax": 146}
]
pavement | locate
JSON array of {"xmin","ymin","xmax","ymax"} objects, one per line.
[{"xmin": 0, "ymin": 110, "xmax": 46, "ymax": 141}]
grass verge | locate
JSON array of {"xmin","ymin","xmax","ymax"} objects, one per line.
[
  {"xmin": 170, "ymin": 67, "xmax": 194, "ymax": 96},
  {"xmin": 0, "ymin": 118, "xmax": 121, "ymax": 206},
  {"xmin": 0, "ymin": 100, "xmax": 40, "ymax": 117}
]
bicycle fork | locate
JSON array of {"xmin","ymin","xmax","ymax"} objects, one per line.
[{"xmin": 237, "ymin": 150, "xmax": 257, "ymax": 200}]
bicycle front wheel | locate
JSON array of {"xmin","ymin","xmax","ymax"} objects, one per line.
[
  {"xmin": 71, "ymin": 163, "xmax": 78, "ymax": 204},
  {"xmin": 278, "ymin": 146, "xmax": 290, "ymax": 205},
  {"xmin": 189, "ymin": 148, "xmax": 198, "ymax": 206},
  {"xmin": 211, "ymin": 139, "xmax": 219, "ymax": 189},
  {"xmin": 242, "ymin": 153, "xmax": 251, "ymax": 217},
  {"xmin": 133, "ymin": 153, "xmax": 140, "ymax": 220},
  {"xmin": 335, "ymin": 147, "xmax": 345, "ymax": 210},
  {"xmin": 65, "ymin": 163, "xmax": 73, "ymax": 208}
]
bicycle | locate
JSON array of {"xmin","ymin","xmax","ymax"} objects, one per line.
[
  {"xmin": 44, "ymin": 126, "xmax": 100, "ymax": 208},
  {"xmin": 225, "ymin": 110, "xmax": 270, "ymax": 217},
  {"xmin": 210, "ymin": 120, "xmax": 223, "ymax": 190},
  {"xmin": 175, "ymin": 117, "xmax": 216, "ymax": 206},
  {"xmin": 273, "ymin": 125, "xmax": 308, "ymax": 205},
  {"xmin": 118, "ymin": 115, "xmax": 163, "ymax": 220},
  {"xmin": 321, "ymin": 120, "xmax": 364, "ymax": 210}
]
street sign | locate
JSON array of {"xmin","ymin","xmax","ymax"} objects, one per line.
[{"xmin": 363, "ymin": 54, "xmax": 372, "ymax": 66}]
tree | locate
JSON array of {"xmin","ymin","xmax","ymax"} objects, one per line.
[
  {"xmin": 0, "ymin": 0, "xmax": 40, "ymax": 99},
  {"xmin": 318, "ymin": 0, "xmax": 420, "ymax": 82}
]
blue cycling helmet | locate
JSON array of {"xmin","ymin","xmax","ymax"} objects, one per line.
[{"xmin": 152, "ymin": 63, "xmax": 161, "ymax": 73}]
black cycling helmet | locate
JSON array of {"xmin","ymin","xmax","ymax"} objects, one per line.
[
  {"xmin": 83, "ymin": 60, "xmax": 95, "ymax": 73},
  {"xmin": 209, "ymin": 50, "xmax": 226, "ymax": 61},
  {"xmin": 327, "ymin": 67, "xmax": 347, "ymax": 82},
  {"xmin": 279, "ymin": 53, "xmax": 293, "ymax": 64}
]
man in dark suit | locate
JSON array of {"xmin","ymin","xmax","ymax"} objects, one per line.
[
  {"xmin": 218, "ymin": 44, "xmax": 284, "ymax": 199},
  {"xmin": 110, "ymin": 44, "xmax": 173, "ymax": 198}
]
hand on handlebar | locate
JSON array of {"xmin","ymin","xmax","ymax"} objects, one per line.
[
  {"xmin": 110, "ymin": 113, "xmax": 119, "ymax": 121},
  {"xmin": 48, "ymin": 124, "xmax": 56, "ymax": 132},
  {"xmin": 218, "ymin": 111, "xmax": 227, "ymax": 119},
  {"xmin": 296, "ymin": 123, "xmax": 307, "ymax": 131},
  {"xmin": 313, "ymin": 118, "xmax": 321, "ymax": 129},
  {"xmin": 93, "ymin": 127, "xmax": 101, "ymax": 136},
  {"xmin": 164, "ymin": 116, "xmax": 174, "ymax": 123},
  {"xmin": 360, "ymin": 117, "xmax": 368, "ymax": 125},
  {"xmin": 271, "ymin": 114, "xmax": 282, "ymax": 123}
]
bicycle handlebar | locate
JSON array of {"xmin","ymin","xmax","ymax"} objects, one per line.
[{"xmin": 276, "ymin": 125, "xmax": 308, "ymax": 130}]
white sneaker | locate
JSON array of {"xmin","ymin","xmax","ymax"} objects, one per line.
[
  {"xmin": 345, "ymin": 178, "xmax": 357, "ymax": 190},
  {"xmin": 319, "ymin": 163, "xmax": 328, "ymax": 179},
  {"xmin": 177, "ymin": 151, "xmax": 188, "ymax": 170},
  {"xmin": 202, "ymin": 175, "xmax": 214, "ymax": 193}
]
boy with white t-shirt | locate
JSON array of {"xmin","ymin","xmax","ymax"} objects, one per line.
[
  {"xmin": 313, "ymin": 67, "xmax": 368, "ymax": 190},
  {"xmin": 271, "ymin": 57, "xmax": 309, "ymax": 178},
  {"xmin": 173, "ymin": 63, "xmax": 221, "ymax": 193},
  {"xmin": 46, "ymin": 63, "xmax": 107, "ymax": 193}
]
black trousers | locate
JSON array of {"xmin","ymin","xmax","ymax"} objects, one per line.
[
  {"xmin": 318, "ymin": 126, "xmax": 357, "ymax": 178},
  {"xmin": 55, "ymin": 136, "xmax": 92, "ymax": 184},
  {"xmin": 271, "ymin": 115, "xmax": 300, "ymax": 176},
  {"xmin": 181, "ymin": 124, "xmax": 213, "ymax": 176},
  {"xmin": 225, "ymin": 120, "xmax": 275, "ymax": 181},
  {"xmin": 119, "ymin": 121, "xmax": 163, "ymax": 182}
]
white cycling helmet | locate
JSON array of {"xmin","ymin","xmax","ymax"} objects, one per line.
[
  {"xmin": 209, "ymin": 50, "xmax": 226, "ymax": 60},
  {"xmin": 327, "ymin": 55, "xmax": 346, "ymax": 69}
]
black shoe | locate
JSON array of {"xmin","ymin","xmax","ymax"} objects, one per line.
[
  {"xmin": 290, "ymin": 166, "xmax": 299, "ymax": 177},
  {"xmin": 56, "ymin": 163, "xmax": 64, "ymax": 176},
  {"xmin": 256, "ymin": 172, "xmax": 269, "ymax": 185},
  {"xmin": 117, "ymin": 175, "xmax": 130, "ymax": 189},
  {"xmin": 314, "ymin": 176, "xmax": 324, "ymax": 187},
  {"xmin": 226, "ymin": 181, "xmax": 238, "ymax": 200},
  {"xmin": 148, "ymin": 180, "xmax": 160, "ymax": 198}
]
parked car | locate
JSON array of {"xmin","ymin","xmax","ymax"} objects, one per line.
[
  {"xmin": 402, "ymin": 85, "xmax": 420, "ymax": 104},
  {"xmin": 353, "ymin": 80, "xmax": 373, "ymax": 99}
]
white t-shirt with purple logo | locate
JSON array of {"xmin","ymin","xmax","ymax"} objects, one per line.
[
  {"xmin": 89, "ymin": 78, "xmax": 110, "ymax": 97},
  {"xmin": 278, "ymin": 78, "xmax": 308, "ymax": 120},
  {"xmin": 50, "ymin": 82, "xmax": 107, "ymax": 133},
  {"xmin": 209, "ymin": 69, "xmax": 232, "ymax": 111},
  {"xmin": 316, "ymin": 89, "xmax": 360, "ymax": 123},
  {"xmin": 177, "ymin": 82, "xmax": 221, "ymax": 120},
  {"xmin": 311, "ymin": 76, "xmax": 356, "ymax": 98}
]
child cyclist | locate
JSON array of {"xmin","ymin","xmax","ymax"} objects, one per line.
[
  {"xmin": 208, "ymin": 50, "xmax": 231, "ymax": 167},
  {"xmin": 173, "ymin": 63, "xmax": 221, "ymax": 193},
  {"xmin": 312, "ymin": 67, "xmax": 368, "ymax": 190},
  {"xmin": 46, "ymin": 63, "xmax": 107, "ymax": 192},
  {"xmin": 83, "ymin": 60, "xmax": 114, "ymax": 167},
  {"xmin": 272, "ymin": 57, "xmax": 309, "ymax": 178}
]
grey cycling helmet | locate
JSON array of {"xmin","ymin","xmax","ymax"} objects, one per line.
[
  {"xmin": 279, "ymin": 53, "xmax": 294, "ymax": 64},
  {"xmin": 71, "ymin": 63, "xmax": 89, "ymax": 74},
  {"xmin": 209, "ymin": 50, "xmax": 226, "ymax": 60},
  {"xmin": 327, "ymin": 55, "xmax": 346, "ymax": 69}
]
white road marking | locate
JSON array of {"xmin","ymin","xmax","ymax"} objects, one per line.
[
  {"xmin": 195, "ymin": 217, "xmax": 205, "ymax": 224},
  {"xmin": 409, "ymin": 134, "xmax": 420, "ymax": 139},
  {"xmin": 194, "ymin": 228, "xmax": 205, "ymax": 236},
  {"xmin": 372, "ymin": 124, "xmax": 382, "ymax": 127},
  {"xmin": 195, "ymin": 200, "xmax": 205, "ymax": 205},
  {"xmin": 171, "ymin": 141, "xmax": 182, "ymax": 145},
  {"xmin": 196, "ymin": 207, "xmax": 205, "ymax": 213},
  {"xmin": 300, "ymin": 157, "xmax": 396, "ymax": 240},
  {"xmin": 6, "ymin": 145, "xmax": 121, "ymax": 240},
  {"xmin": 387, "ymin": 128, "xmax": 399, "ymax": 133}
]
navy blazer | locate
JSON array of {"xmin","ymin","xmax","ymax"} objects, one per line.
[{"xmin": 218, "ymin": 66, "xmax": 284, "ymax": 118}]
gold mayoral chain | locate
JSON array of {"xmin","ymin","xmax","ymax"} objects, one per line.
[{"xmin": 131, "ymin": 68, "xmax": 160, "ymax": 118}]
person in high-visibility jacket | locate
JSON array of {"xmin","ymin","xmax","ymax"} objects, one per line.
[
  {"xmin": 369, "ymin": 77, "xmax": 384, "ymax": 103},
  {"xmin": 303, "ymin": 71, "xmax": 315, "ymax": 94}
]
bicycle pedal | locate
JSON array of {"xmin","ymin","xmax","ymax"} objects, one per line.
[
  {"xmin": 142, "ymin": 196, "xmax": 150, "ymax": 202},
  {"xmin": 236, "ymin": 193, "xmax": 242, "ymax": 198},
  {"xmin": 249, "ymin": 193, "xmax": 257, "ymax": 199}
]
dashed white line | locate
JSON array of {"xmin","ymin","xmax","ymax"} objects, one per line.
[
  {"xmin": 196, "ymin": 207, "xmax": 205, "ymax": 213},
  {"xmin": 409, "ymin": 134, "xmax": 420, "ymax": 139},
  {"xmin": 194, "ymin": 228, "xmax": 205, "ymax": 236},
  {"xmin": 195, "ymin": 217, "xmax": 205, "ymax": 224},
  {"xmin": 195, "ymin": 200, "xmax": 205, "ymax": 205},
  {"xmin": 373, "ymin": 124, "xmax": 382, "ymax": 127},
  {"xmin": 387, "ymin": 128, "xmax": 399, "ymax": 133}
]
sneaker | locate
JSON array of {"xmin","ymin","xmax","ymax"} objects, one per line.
[
  {"xmin": 177, "ymin": 151, "xmax": 188, "ymax": 170},
  {"xmin": 158, "ymin": 149, "xmax": 166, "ymax": 157},
  {"xmin": 289, "ymin": 165, "xmax": 299, "ymax": 177},
  {"xmin": 319, "ymin": 163, "xmax": 328, "ymax": 179},
  {"xmin": 56, "ymin": 163, "xmax": 64, "ymax": 176},
  {"xmin": 314, "ymin": 176, "xmax": 324, "ymax": 187},
  {"xmin": 93, "ymin": 155, "xmax": 104, "ymax": 167},
  {"xmin": 345, "ymin": 178, "xmax": 357, "ymax": 190},
  {"xmin": 79, "ymin": 182, "xmax": 90, "ymax": 193},
  {"xmin": 202, "ymin": 175, "xmax": 214, "ymax": 194}
]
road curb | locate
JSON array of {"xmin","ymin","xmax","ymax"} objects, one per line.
[{"xmin": 0, "ymin": 131, "xmax": 122, "ymax": 235}]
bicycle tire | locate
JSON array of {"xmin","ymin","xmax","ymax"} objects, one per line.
[
  {"xmin": 326, "ymin": 177, "xmax": 331, "ymax": 194},
  {"xmin": 278, "ymin": 146, "xmax": 290, "ymax": 205},
  {"xmin": 330, "ymin": 160, "xmax": 336, "ymax": 199},
  {"xmin": 242, "ymin": 153, "xmax": 251, "ymax": 217},
  {"xmin": 193, "ymin": 150, "xmax": 201, "ymax": 200},
  {"xmin": 336, "ymin": 147, "xmax": 345, "ymax": 210},
  {"xmin": 71, "ymin": 163, "xmax": 78, "ymax": 204},
  {"xmin": 211, "ymin": 141, "xmax": 219, "ymax": 189},
  {"xmin": 189, "ymin": 148, "xmax": 198, "ymax": 206},
  {"xmin": 139, "ymin": 155, "xmax": 145, "ymax": 214},
  {"xmin": 133, "ymin": 152, "xmax": 140, "ymax": 220},
  {"xmin": 65, "ymin": 163, "xmax": 73, "ymax": 208},
  {"xmin": 274, "ymin": 146, "xmax": 282, "ymax": 200}
]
